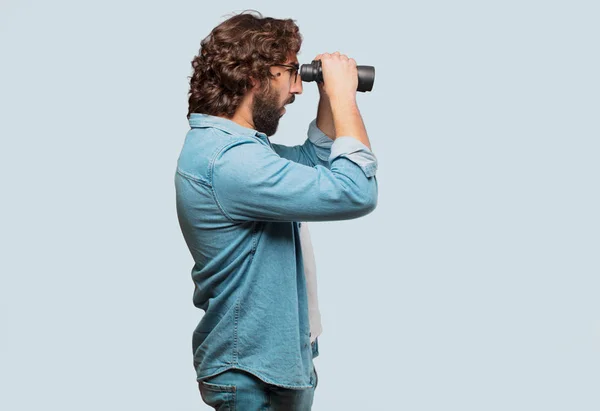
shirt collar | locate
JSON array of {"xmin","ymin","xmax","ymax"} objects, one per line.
[{"xmin": 188, "ymin": 113, "xmax": 269, "ymax": 142}]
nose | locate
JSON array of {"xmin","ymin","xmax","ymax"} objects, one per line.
[{"xmin": 291, "ymin": 77, "xmax": 303, "ymax": 95}]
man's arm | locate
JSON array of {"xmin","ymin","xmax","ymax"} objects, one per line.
[
  {"xmin": 316, "ymin": 85, "xmax": 336, "ymax": 139},
  {"xmin": 320, "ymin": 52, "xmax": 372, "ymax": 151},
  {"xmin": 270, "ymin": 89, "xmax": 336, "ymax": 167},
  {"xmin": 270, "ymin": 112, "xmax": 334, "ymax": 168},
  {"xmin": 271, "ymin": 87, "xmax": 375, "ymax": 176},
  {"xmin": 211, "ymin": 136, "xmax": 378, "ymax": 223}
]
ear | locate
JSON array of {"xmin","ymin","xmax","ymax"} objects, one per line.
[{"xmin": 249, "ymin": 76, "xmax": 259, "ymax": 91}]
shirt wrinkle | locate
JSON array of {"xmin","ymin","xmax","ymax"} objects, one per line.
[{"xmin": 175, "ymin": 113, "xmax": 378, "ymax": 389}]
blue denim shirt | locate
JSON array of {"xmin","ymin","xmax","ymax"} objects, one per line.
[{"xmin": 175, "ymin": 113, "xmax": 378, "ymax": 389}]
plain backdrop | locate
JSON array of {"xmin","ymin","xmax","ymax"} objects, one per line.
[{"xmin": 1, "ymin": 1, "xmax": 599, "ymax": 410}]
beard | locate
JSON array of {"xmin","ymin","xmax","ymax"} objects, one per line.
[{"xmin": 252, "ymin": 87, "xmax": 292, "ymax": 137}]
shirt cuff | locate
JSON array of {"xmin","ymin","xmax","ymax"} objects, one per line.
[
  {"xmin": 329, "ymin": 136, "xmax": 378, "ymax": 178},
  {"xmin": 307, "ymin": 119, "xmax": 334, "ymax": 162}
]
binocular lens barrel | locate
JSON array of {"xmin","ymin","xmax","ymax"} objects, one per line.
[{"xmin": 299, "ymin": 60, "xmax": 375, "ymax": 92}]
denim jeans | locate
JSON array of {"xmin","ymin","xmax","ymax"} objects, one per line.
[{"xmin": 198, "ymin": 362, "xmax": 318, "ymax": 410}]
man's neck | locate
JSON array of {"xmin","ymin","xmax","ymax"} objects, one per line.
[
  {"xmin": 217, "ymin": 93, "xmax": 256, "ymax": 131},
  {"xmin": 228, "ymin": 111, "xmax": 255, "ymax": 131}
]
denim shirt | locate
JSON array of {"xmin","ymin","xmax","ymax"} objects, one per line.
[{"xmin": 175, "ymin": 113, "xmax": 378, "ymax": 389}]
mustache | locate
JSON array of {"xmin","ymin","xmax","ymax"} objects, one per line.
[{"xmin": 286, "ymin": 95, "xmax": 295, "ymax": 105}]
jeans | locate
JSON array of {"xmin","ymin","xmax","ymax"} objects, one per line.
[{"xmin": 198, "ymin": 363, "xmax": 318, "ymax": 410}]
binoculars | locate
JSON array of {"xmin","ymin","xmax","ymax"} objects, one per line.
[{"xmin": 300, "ymin": 59, "xmax": 375, "ymax": 92}]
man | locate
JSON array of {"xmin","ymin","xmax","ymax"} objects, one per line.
[{"xmin": 175, "ymin": 10, "xmax": 378, "ymax": 410}]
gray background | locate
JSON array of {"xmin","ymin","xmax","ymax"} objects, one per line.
[{"xmin": 1, "ymin": 0, "xmax": 598, "ymax": 410}]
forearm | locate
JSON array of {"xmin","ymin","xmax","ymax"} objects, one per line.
[
  {"xmin": 316, "ymin": 94, "xmax": 336, "ymax": 140},
  {"xmin": 330, "ymin": 96, "xmax": 371, "ymax": 151}
]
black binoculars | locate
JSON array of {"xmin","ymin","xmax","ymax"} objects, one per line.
[{"xmin": 300, "ymin": 59, "xmax": 375, "ymax": 92}]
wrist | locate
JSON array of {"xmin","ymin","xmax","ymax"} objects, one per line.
[
  {"xmin": 318, "ymin": 90, "xmax": 329, "ymax": 101},
  {"xmin": 329, "ymin": 95, "xmax": 358, "ymax": 112}
]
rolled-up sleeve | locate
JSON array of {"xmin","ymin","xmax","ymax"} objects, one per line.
[
  {"xmin": 271, "ymin": 119, "xmax": 334, "ymax": 167},
  {"xmin": 211, "ymin": 136, "xmax": 378, "ymax": 223},
  {"xmin": 329, "ymin": 137, "xmax": 378, "ymax": 178}
]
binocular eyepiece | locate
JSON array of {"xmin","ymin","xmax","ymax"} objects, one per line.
[{"xmin": 300, "ymin": 60, "xmax": 375, "ymax": 92}]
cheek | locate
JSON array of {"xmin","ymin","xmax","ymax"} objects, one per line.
[{"xmin": 279, "ymin": 88, "xmax": 289, "ymax": 103}]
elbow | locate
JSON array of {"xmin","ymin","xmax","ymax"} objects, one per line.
[
  {"xmin": 329, "ymin": 171, "xmax": 379, "ymax": 220},
  {"xmin": 354, "ymin": 176, "xmax": 378, "ymax": 217},
  {"xmin": 361, "ymin": 185, "xmax": 378, "ymax": 215},
  {"xmin": 362, "ymin": 192, "xmax": 378, "ymax": 215}
]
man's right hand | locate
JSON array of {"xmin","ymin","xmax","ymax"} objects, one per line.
[
  {"xmin": 314, "ymin": 52, "xmax": 358, "ymax": 102},
  {"xmin": 313, "ymin": 52, "xmax": 371, "ymax": 149}
]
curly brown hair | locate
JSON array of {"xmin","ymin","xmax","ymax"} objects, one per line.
[{"xmin": 187, "ymin": 10, "xmax": 303, "ymax": 119}]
